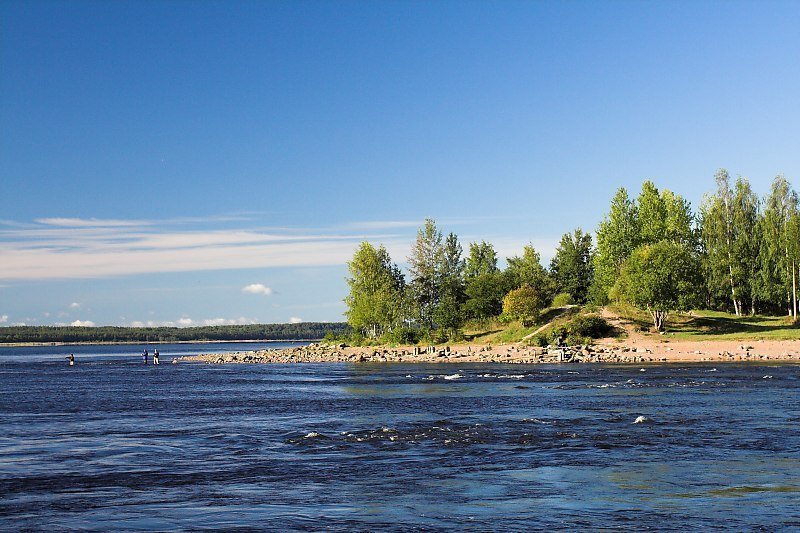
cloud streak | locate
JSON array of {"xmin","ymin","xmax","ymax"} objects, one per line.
[
  {"xmin": 0, "ymin": 216, "xmax": 558, "ymax": 281},
  {"xmin": 36, "ymin": 218, "xmax": 149, "ymax": 228},
  {"xmin": 0, "ymin": 217, "xmax": 414, "ymax": 281}
]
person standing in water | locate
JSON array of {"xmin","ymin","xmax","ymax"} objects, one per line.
[
  {"xmin": 142, "ymin": 349, "xmax": 148, "ymax": 365},
  {"xmin": 67, "ymin": 353, "xmax": 74, "ymax": 366},
  {"xmin": 153, "ymin": 348, "xmax": 160, "ymax": 365}
]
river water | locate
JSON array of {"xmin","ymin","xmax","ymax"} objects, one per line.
[{"xmin": 1, "ymin": 344, "xmax": 799, "ymax": 530}]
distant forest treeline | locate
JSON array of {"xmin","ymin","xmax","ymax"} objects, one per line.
[{"xmin": 0, "ymin": 322, "xmax": 350, "ymax": 344}]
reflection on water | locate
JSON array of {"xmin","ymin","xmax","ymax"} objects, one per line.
[{"xmin": 0, "ymin": 353, "xmax": 799, "ymax": 530}]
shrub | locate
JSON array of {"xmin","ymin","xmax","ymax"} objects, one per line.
[
  {"xmin": 349, "ymin": 331, "xmax": 366, "ymax": 346},
  {"xmin": 533, "ymin": 334, "xmax": 549, "ymax": 347},
  {"xmin": 552, "ymin": 292, "xmax": 575, "ymax": 307},
  {"xmin": 497, "ymin": 312, "xmax": 513, "ymax": 324},
  {"xmin": 502, "ymin": 284, "xmax": 546, "ymax": 327},
  {"xmin": 566, "ymin": 315, "xmax": 613, "ymax": 339},
  {"xmin": 566, "ymin": 334, "xmax": 591, "ymax": 346},
  {"xmin": 550, "ymin": 326, "xmax": 568, "ymax": 345},
  {"xmin": 381, "ymin": 326, "xmax": 421, "ymax": 345}
]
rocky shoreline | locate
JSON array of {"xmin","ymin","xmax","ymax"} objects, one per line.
[{"xmin": 182, "ymin": 340, "xmax": 800, "ymax": 365}]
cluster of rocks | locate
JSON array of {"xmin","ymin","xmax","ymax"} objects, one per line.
[{"xmin": 182, "ymin": 342, "xmax": 711, "ymax": 365}]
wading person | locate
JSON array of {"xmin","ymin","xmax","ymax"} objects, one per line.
[
  {"xmin": 67, "ymin": 353, "xmax": 74, "ymax": 366},
  {"xmin": 153, "ymin": 349, "xmax": 160, "ymax": 365},
  {"xmin": 142, "ymin": 349, "xmax": 148, "ymax": 365}
]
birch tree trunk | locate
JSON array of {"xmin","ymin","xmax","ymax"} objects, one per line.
[
  {"xmin": 723, "ymin": 192, "xmax": 739, "ymax": 316},
  {"xmin": 793, "ymin": 260, "xmax": 797, "ymax": 320}
]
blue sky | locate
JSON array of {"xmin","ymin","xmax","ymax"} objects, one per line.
[{"xmin": 2, "ymin": 1, "xmax": 799, "ymax": 327}]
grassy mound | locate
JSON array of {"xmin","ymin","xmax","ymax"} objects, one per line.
[
  {"xmin": 464, "ymin": 306, "xmax": 617, "ymax": 346},
  {"xmin": 609, "ymin": 304, "xmax": 800, "ymax": 341}
]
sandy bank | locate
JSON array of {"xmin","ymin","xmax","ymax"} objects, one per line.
[{"xmin": 182, "ymin": 338, "xmax": 800, "ymax": 365}]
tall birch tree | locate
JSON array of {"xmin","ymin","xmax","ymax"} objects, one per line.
[
  {"xmin": 757, "ymin": 175, "xmax": 798, "ymax": 318},
  {"xmin": 408, "ymin": 219, "xmax": 444, "ymax": 334},
  {"xmin": 699, "ymin": 169, "xmax": 742, "ymax": 315}
]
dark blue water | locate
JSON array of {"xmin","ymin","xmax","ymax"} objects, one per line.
[
  {"xmin": 1, "ymin": 347, "xmax": 800, "ymax": 530},
  {"xmin": 0, "ymin": 341, "xmax": 307, "ymax": 363}
]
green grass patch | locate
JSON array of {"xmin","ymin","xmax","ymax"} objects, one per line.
[
  {"xmin": 462, "ymin": 306, "xmax": 613, "ymax": 345},
  {"xmin": 611, "ymin": 305, "xmax": 800, "ymax": 341}
]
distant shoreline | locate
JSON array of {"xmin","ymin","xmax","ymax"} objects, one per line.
[{"xmin": 0, "ymin": 339, "xmax": 319, "ymax": 348}]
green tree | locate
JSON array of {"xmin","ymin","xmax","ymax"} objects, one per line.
[
  {"xmin": 787, "ymin": 206, "xmax": 800, "ymax": 320},
  {"xmin": 756, "ymin": 175, "xmax": 798, "ymax": 317},
  {"xmin": 636, "ymin": 180, "xmax": 667, "ymax": 246},
  {"xmin": 550, "ymin": 229, "xmax": 594, "ymax": 303},
  {"xmin": 731, "ymin": 178, "xmax": 761, "ymax": 314},
  {"xmin": 699, "ymin": 169, "xmax": 748, "ymax": 315},
  {"xmin": 434, "ymin": 232, "xmax": 466, "ymax": 339},
  {"xmin": 408, "ymin": 219, "xmax": 444, "ymax": 334},
  {"xmin": 502, "ymin": 284, "xmax": 545, "ymax": 326},
  {"xmin": 591, "ymin": 187, "xmax": 639, "ymax": 303},
  {"xmin": 616, "ymin": 241, "xmax": 701, "ymax": 331},
  {"xmin": 344, "ymin": 242, "xmax": 406, "ymax": 338},
  {"xmin": 505, "ymin": 244, "xmax": 555, "ymax": 303},
  {"xmin": 463, "ymin": 241, "xmax": 504, "ymax": 320},
  {"xmin": 464, "ymin": 241, "xmax": 498, "ymax": 278},
  {"xmin": 662, "ymin": 189, "xmax": 697, "ymax": 249}
]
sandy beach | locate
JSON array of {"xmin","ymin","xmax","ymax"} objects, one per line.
[{"xmin": 183, "ymin": 336, "xmax": 800, "ymax": 365}]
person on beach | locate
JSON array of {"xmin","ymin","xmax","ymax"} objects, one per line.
[
  {"xmin": 153, "ymin": 349, "xmax": 160, "ymax": 365},
  {"xmin": 67, "ymin": 353, "xmax": 74, "ymax": 366},
  {"xmin": 142, "ymin": 349, "xmax": 148, "ymax": 365}
]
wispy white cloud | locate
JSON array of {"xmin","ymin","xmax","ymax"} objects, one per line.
[
  {"xmin": 36, "ymin": 218, "xmax": 149, "ymax": 228},
  {"xmin": 0, "ymin": 219, "xmax": 404, "ymax": 280},
  {"xmin": 0, "ymin": 240, "xmax": 371, "ymax": 280},
  {"xmin": 69, "ymin": 302, "xmax": 81, "ymax": 309},
  {"xmin": 0, "ymin": 314, "xmax": 8, "ymax": 323},
  {"xmin": 289, "ymin": 317, "xmax": 303, "ymax": 324},
  {"xmin": 71, "ymin": 319, "xmax": 95, "ymax": 327},
  {"xmin": 34, "ymin": 214, "xmax": 258, "ymax": 228},
  {"xmin": 0, "ymin": 215, "xmax": 555, "ymax": 281},
  {"xmin": 242, "ymin": 283, "xmax": 273, "ymax": 296},
  {"xmin": 177, "ymin": 317, "xmax": 194, "ymax": 326}
]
